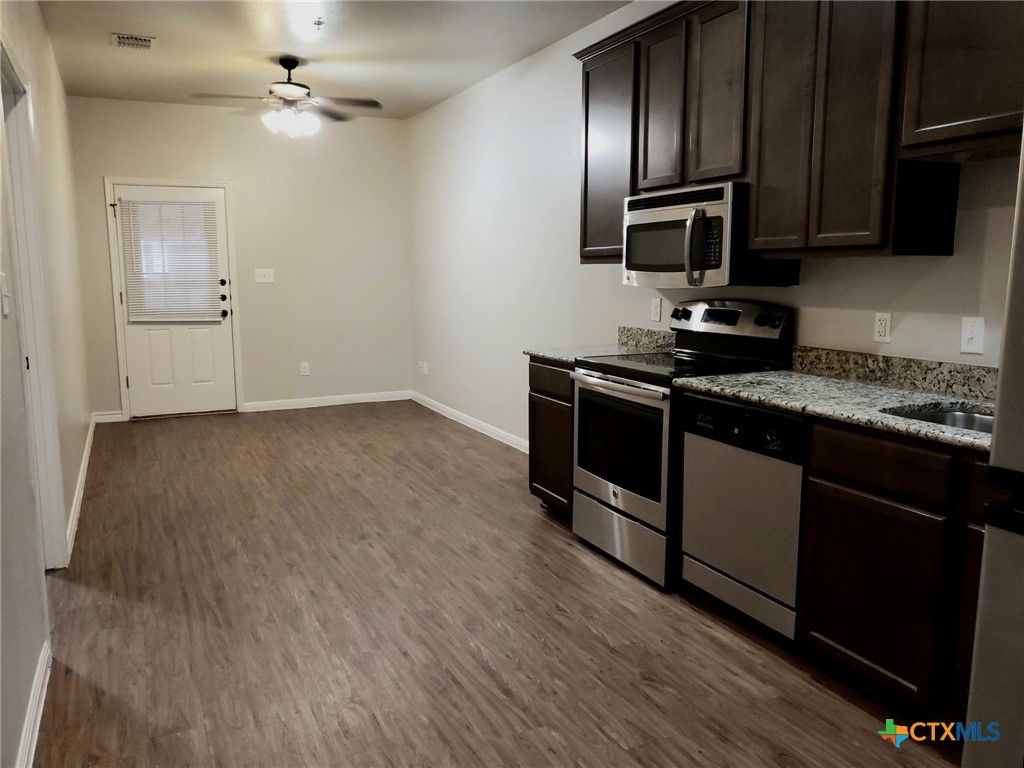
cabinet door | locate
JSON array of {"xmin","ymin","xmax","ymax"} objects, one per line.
[
  {"xmin": 580, "ymin": 44, "xmax": 636, "ymax": 262},
  {"xmin": 685, "ymin": 1, "xmax": 749, "ymax": 183},
  {"xmin": 807, "ymin": 1, "xmax": 896, "ymax": 248},
  {"xmin": 800, "ymin": 479, "xmax": 947, "ymax": 704},
  {"xmin": 902, "ymin": 1, "xmax": 1024, "ymax": 146},
  {"xmin": 528, "ymin": 392, "xmax": 573, "ymax": 513},
  {"xmin": 636, "ymin": 22, "xmax": 687, "ymax": 191},
  {"xmin": 949, "ymin": 523, "xmax": 984, "ymax": 720},
  {"xmin": 746, "ymin": 0, "xmax": 819, "ymax": 250}
]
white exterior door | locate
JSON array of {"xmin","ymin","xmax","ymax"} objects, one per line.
[{"xmin": 114, "ymin": 184, "xmax": 236, "ymax": 417}]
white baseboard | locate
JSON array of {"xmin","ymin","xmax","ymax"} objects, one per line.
[
  {"xmin": 65, "ymin": 417, "xmax": 97, "ymax": 559},
  {"xmin": 15, "ymin": 640, "xmax": 51, "ymax": 768},
  {"xmin": 411, "ymin": 393, "xmax": 528, "ymax": 453},
  {"xmin": 91, "ymin": 410, "xmax": 127, "ymax": 423},
  {"xmin": 241, "ymin": 390, "xmax": 414, "ymax": 413}
]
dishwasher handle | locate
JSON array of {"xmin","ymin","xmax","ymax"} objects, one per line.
[{"xmin": 570, "ymin": 372, "xmax": 668, "ymax": 401}]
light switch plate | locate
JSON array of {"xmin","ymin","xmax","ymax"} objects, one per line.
[
  {"xmin": 961, "ymin": 316, "xmax": 985, "ymax": 354},
  {"xmin": 255, "ymin": 268, "xmax": 275, "ymax": 283}
]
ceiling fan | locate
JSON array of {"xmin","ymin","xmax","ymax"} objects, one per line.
[{"xmin": 195, "ymin": 56, "xmax": 382, "ymax": 137}]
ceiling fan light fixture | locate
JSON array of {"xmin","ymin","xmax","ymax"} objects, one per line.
[
  {"xmin": 262, "ymin": 107, "xmax": 320, "ymax": 138},
  {"xmin": 269, "ymin": 81, "xmax": 311, "ymax": 100},
  {"xmin": 295, "ymin": 110, "xmax": 321, "ymax": 136},
  {"xmin": 261, "ymin": 108, "xmax": 283, "ymax": 133}
]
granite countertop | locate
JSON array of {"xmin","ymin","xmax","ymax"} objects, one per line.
[
  {"xmin": 674, "ymin": 370, "xmax": 993, "ymax": 451},
  {"xmin": 524, "ymin": 344, "xmax": 644, "ymax": 366}
]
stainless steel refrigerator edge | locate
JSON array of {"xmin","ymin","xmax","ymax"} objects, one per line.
[{"xmin": 964, "ymin": 132, "xmax": 1024, "ymax": 768}]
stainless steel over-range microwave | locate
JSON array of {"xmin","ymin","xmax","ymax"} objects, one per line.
[{"xmin": 623, "ymin": 182, "xmax": 744, "ymax": 289}]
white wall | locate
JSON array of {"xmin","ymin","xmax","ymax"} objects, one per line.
[
  {"xmin": 1, "ymin": 159, "xmax": 49, "ymax": 768},
  {"xmin": 1, "ymin": 1, "xmax": 80, "ymax": 761},
  {"xmin": 68, "ymin": 97, "xmax": 414, "ymax": 411},
  {"xmin": 2, "ymin": 1, "xmax": 91, "ymax": 540},
  {"xmin": 410, "ymin": 3, "xmax": 1018, "ymax": 442}
]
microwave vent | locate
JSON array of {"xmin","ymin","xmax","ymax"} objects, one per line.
[
  {"xmin": 110, "ymin": 33, "xmax": 155, "ymax": 50},
  {"xmin": 627, "ymin": 187, "xmax": 726, "ymax": 211}
]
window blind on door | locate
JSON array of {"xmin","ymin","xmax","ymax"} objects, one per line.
[{"xmin": 120, "ymin": 198, "xmax": 222, "ymax": 323}]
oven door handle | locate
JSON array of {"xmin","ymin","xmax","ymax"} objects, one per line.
[{"xmin": 570, "ymin": 372, "xmax": 668, "ymax": 401}]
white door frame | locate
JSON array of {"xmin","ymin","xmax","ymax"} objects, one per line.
[
  {"xmin": 2, "ymin": 45, "xmax": 71, "ymax": 569},
  {"xmin": 104, "ymin": 178, "xmax": 244, "ymax": 418}
]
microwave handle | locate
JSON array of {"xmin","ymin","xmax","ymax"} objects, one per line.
[{"xmin": 683, "ymin": 208, "xmax": 705, "ymax": 287}]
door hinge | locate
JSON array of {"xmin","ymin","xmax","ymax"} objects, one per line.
[
  {"xmin": 25, "ymin": 356, "xmax": 29, "ymax": 370},
  {"xmin": 109, "ymin": 202, "xmax": 117, "ymax": 218},
  {"xmin": 120, "ymin": 291, "xmax": 123, "ymax": 305},
  {"xmin": 125, "ymin": 376, "xmax": 129, "ymax": 390}
]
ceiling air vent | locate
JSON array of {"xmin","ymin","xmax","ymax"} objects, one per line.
[{"xmin": 109, "ymin": 33, "xmax": 155, "ymax": 50}]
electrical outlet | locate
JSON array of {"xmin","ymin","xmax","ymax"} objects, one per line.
[
  {"xmin": 650, "ymin": 297, "xmax": 662, "ymax": 323},
  {"xmin": 961, "ymin": 317, "xmax": 985, "ymax": 354},
  {"xmin": 300, "ymin": 361, "xmax": 310, "ymax": 376},
  {"xmin": 874, "ymin": 312, "xmax": 892, "ymax": 344},
  {"xmin": 255, "ymin": 268, "xmax": 275, "ymax": 283}
]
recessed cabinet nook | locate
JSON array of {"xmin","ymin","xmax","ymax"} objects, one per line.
[
  {"xmin": 575, "ymin": 0, "xmax": 1024, "ymax": 265},
  {"xmin": 526, "ymin": 0, "xmax": 1024, "ymax": 733}
]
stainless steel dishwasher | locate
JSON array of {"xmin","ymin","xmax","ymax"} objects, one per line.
[{"xmin": 680, "ymin": 393, "xmax": 809, "ymax": 638}]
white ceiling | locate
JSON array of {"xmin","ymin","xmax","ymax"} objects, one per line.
[{"xmin": 40, "ymin": 1, "xmax": 628, "ymax": 119}]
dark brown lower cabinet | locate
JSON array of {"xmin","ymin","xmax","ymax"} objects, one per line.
[
  {"xmin": 800, "ymin": 478, "xmax": 948, "ymax": 705},
  {"xmin": 528, "ymin": 362, "xmax": 574, "ymax": 515}
]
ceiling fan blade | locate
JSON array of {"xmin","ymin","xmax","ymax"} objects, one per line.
[
  {"xmin": 309, "ymin": 105, "xmax": 354, "ymax": 122},
  {"xmin": 318, "ymin": 97, "xmax": 382, "ymax": 110},
  {"xmin": 193, "ymin": 93, "xmax": 270, "ymax": 101}
]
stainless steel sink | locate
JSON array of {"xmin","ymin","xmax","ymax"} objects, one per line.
[
  {"xmin": 907, "ymin": 410, "xmax": 994, "ymax": 433},
  {"xmin": 881, "ymin": 405, "xmax": 994, "ymax": 434}
]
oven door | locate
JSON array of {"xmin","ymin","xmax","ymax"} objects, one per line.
[
  {"xmin": 571, "ymin": 370, "xmax": 670, "ymax": 531},
  {"xmin": 623, "ymin": 203, "xmax": 732, "ymax": 290}
]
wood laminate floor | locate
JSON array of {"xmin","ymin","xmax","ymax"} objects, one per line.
[{"xmin": 35, "ymin": 401, "xmax": 954, "ymax": 768}]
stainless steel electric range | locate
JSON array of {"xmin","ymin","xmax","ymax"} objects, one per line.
[{"xmin": 570, "ymin": 299, "xmax": 796, "ymax": 586}]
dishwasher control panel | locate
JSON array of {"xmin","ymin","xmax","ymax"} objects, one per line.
[{"xmin": 682, "ymin": 393, "xmax": 809, "ymax": 465}]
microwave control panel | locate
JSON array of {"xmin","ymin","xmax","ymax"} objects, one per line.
[{"xmin": 696, "ymin": 217, "xmax": 724, "ymax": 270}]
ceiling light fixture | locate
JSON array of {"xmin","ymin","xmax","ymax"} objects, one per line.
[{"xmin": 261, "ymin": 107, "xmax": 321, "ymax": 137}]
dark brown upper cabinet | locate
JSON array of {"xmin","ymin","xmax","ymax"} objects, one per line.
[
  {"xmin": 636, "ymin": 21, "xmax": 687, "ymax": 191},
  {"xmin": 579, "ymin": 43, "xmax": 637, "ymax": 262},
  {"xmin": 685, "ymin": 1, "xmax": 749, "ymax": 183},
  {"xmin": 808, "ymin": 1, "xmax": 897, "ymax": 248},
  {"xmin": 746, "ymin": 0, "xmax": 819, "ymax": 250},
  {"xmin": 747, "ymin": 0, "xmax": 895, "ymax": 251},
  {"xmin": 902, "ymin": 1, "xmax": 1024, "ymax": 147}
]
